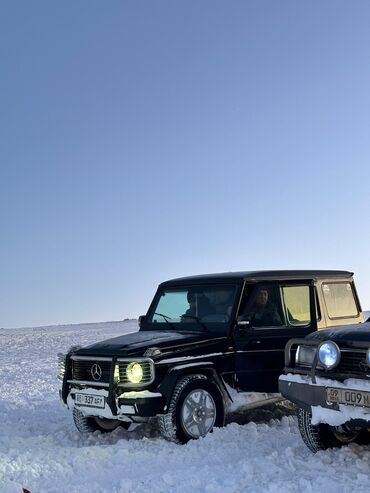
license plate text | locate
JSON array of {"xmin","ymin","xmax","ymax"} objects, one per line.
[
  {"xmin": 326, "ymin": 387, "xmax": 370, "ymax": 407},
  {"xmin": 75, "ymin": 393, "xmax": 105, "ymax": 409}
]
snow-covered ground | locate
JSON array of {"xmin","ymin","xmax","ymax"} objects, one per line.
[{"xmin": 1, "ymin": 321, "xmax": 370, "ymax": 493}]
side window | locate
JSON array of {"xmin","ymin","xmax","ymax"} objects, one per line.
[
  {"xmin": 322, "ymin": 282, "xmax": 358, "ymax": 319},
  {"xmin": 239, "ymin": 284, "xmax": 285, "ymax": 327},
  {"xmin": 281, "ymin": 285, "xmax": 311, "ymax": 326}
]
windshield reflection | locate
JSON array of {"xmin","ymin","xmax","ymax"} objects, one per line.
[{"xmin": 146, "ymin": 285, "xmax": 237, "ymax": 331}]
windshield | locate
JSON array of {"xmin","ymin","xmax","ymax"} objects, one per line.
[{"xmin": 146, "ymin": 285, "xmax": 238, "ymax": 332}]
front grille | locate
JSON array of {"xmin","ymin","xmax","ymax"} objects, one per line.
[
  {"xmin": 328, "ymin": 350, "xmax": 368, "ymax": 376},
  {"xmin": 71, "ymin": 359, "xmax": 112, "ymax": 384},
  {"xmin": 118, "ymin": 359, "xmax": 154, "ymax": 387}
]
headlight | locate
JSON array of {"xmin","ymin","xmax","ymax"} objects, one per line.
[
  {"xmin": 57, "ymin": 353, "xmax": 66, "ymax": 380},
  {"xmin": 126, "ymin": 362, "xmax": 144, "ymax": 384},
  {"xmin": 318, "ymin": 341, "xmax": 340, "ymax": 369},
  {"xmin": 295, "ymin": 345, "xmax": 316, "ymax": 367}
]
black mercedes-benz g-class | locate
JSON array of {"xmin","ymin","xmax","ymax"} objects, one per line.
[{"xmin": 58, "ymin": 270, "xmax": 363, "ymax": 443}]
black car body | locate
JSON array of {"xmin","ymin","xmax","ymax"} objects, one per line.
[{"xmin": 58, "ymin": 269, "xmax": 363, "ymax": 443}]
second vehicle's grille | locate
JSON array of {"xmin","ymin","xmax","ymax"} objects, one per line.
[
  {"xmin": 71, "ymin": 359, "xmax": 112, "ymax": 384},
  {"xmin": 331, "ymin": 350, "xmax": 368, "ymax": 376}
]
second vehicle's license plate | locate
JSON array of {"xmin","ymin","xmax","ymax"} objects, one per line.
[
  {"xmin": 75, "ymin": 393, "xmax": 105, "ymax": 409},
  {"xmin": 326, "ymin": 387, "xmax": 370, "ymax": 407}
]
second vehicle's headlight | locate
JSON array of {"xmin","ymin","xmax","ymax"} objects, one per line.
[
  {"xmin": 126, "ymin": 362, "xmax": 143, "ymax": 383},
  {"xmin": 318, "ymin": 341, "xmax": 340, "ymax": 369},
  {"xmin": 295, "ymin": 345, "xmax": 316, "ymax": 367}
]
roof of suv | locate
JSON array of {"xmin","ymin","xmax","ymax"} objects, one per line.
[{"xmin": 160, "ymin": 270, "xmax": 353, "ymax": 286}]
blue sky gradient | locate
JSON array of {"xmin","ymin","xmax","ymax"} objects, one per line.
[{"xmin": 1, "ymin": 1, "xmax": 370, "ymax": 327}]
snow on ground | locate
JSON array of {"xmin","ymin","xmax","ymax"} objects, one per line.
[{"xmin": 1, "ymin": 321, "xmax": 370, "ymax": 493}]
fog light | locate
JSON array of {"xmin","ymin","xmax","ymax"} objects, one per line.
[
  {"xmin": 126, "ymin": 362, "xmax": 143, "ymax": 384},
  {"xmin": 295, "ymin": 345, "xmax": 316, "ymax": 367}
]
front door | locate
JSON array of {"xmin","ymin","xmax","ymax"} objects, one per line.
[{"xmin": 233, "ymin": 281, "xmax": 316, "ymax": 392}]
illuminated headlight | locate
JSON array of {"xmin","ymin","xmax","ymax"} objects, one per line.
[
  {"xmin": 126, "ymin": 362, "xmax": 143, "ymax": 384},
  {"xmin": 367, "ymin": 348, "xmax": 370, "ymax": 366},
  {"xmin": 318, "ymin": 341, "xmax": 340, "ymax": 369},
  {"xmin": 57, "ymin": 353, "xmax": 66, "ymax": 381},
  {"xmin": 295, "ymin": 345, "xmax": 316, "ymax": 367}
]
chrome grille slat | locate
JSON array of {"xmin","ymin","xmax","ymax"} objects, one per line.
[
  {"xmin": 67, "ymin": 380, "xmax": 109, "ymax": 388},
  {"xmin": 72, "ymin": 360, "xmax": 112, "ymax": 384}
]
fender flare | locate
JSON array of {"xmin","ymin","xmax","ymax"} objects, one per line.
[{"xmin": 157, "ymin": 362, "xmax": 232, "ymax": 409}]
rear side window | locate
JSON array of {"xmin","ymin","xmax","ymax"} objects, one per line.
[
  {"xmin": 322, "ymin": 282, "xmax": 358, "ymax": 319},
  {"xmin": 281, "ymin": 285, "xmax": 311, "ymax": 326}
]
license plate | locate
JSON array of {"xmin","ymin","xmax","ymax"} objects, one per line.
[
  {"xmin": 326, "ymin": 387, "xmax": 370, "ymax": 407},
  {"xmin": 75, "ymin": 393, "xmax": 105, "ymax": 409}
]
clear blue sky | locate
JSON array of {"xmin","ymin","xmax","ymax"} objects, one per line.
[{"xmin": 1, "ymin": 1, "xmax": 370, "ymax": 328}]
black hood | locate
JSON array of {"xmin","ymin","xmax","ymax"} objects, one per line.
[
  {"xmin": 76, "ymin": 329, "xmax": 227, "ymax": 358},
  {"xmin": 307, "ymin": 322, "xmax": 370, "ymax": 349}
]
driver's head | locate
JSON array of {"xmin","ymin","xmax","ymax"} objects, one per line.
[{"xmin": 255, "ymin": 288, "xmax": 269, "ymax": 306}]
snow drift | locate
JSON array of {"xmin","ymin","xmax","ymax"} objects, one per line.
[{"xmin": 1, "ymin": 321, "xmax": 370, "ymax": 493}]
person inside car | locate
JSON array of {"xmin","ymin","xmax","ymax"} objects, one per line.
[
  {"xmin": 242, "ymin": 287, "xmax": 283, "ymax": 327},
  {"xmin": 182, "ymin": 290, "xmax": 213, "ymax": 320}
]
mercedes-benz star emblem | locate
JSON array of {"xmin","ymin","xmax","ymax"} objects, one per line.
[{"xmin": 91, "ymin": 363, "xmax": 102, "ymax": 381}]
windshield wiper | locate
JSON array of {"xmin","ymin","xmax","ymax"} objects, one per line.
[
  {"xmin": 154, "ymin": 312, "xmax": 176, "ymax": 329},
  {"xmin": 181, "ymin": 314, "xmax": 209, "ymax": 332}
]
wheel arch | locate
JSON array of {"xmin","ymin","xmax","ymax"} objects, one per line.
[{"xmin": 157, "ymin": 362, "xmax": 231, "ymax": 410}]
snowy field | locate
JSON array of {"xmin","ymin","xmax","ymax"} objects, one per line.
[{"xmin": 1, "ymin": 320, "xmax": 370, "ymax": 493}]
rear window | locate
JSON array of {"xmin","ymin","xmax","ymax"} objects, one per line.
[{"xmin": 322, "ymin": 282, "xmax": 358, "ymax": 319}]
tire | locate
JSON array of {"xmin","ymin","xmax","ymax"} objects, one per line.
[
  {"xmin": 297, "ymin": 408, "xmax": 369, "ymax": 453},
  {"xmin": 72, "ymin": 407, "xmax": 130, "ymax": 434},
  {"xmin": 158, "ymin": 374, "xmax": 225, "ymax": 444}
]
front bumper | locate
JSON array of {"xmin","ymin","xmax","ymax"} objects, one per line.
[
  {"xmin": 279, "ymin": 373, "xmax": 370, "ymax": 426},
  {"xmin": 279, "ymin": 374, "xmax": 329, "ymax": 412},
  {"xmin": 65, "ymin": 387, "xmax": 165, "ymax": 421}
]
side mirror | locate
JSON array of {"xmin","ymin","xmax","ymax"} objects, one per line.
[{"xmin": 138, "ymin": 315, "xmax": 146, "ymax": 328}]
